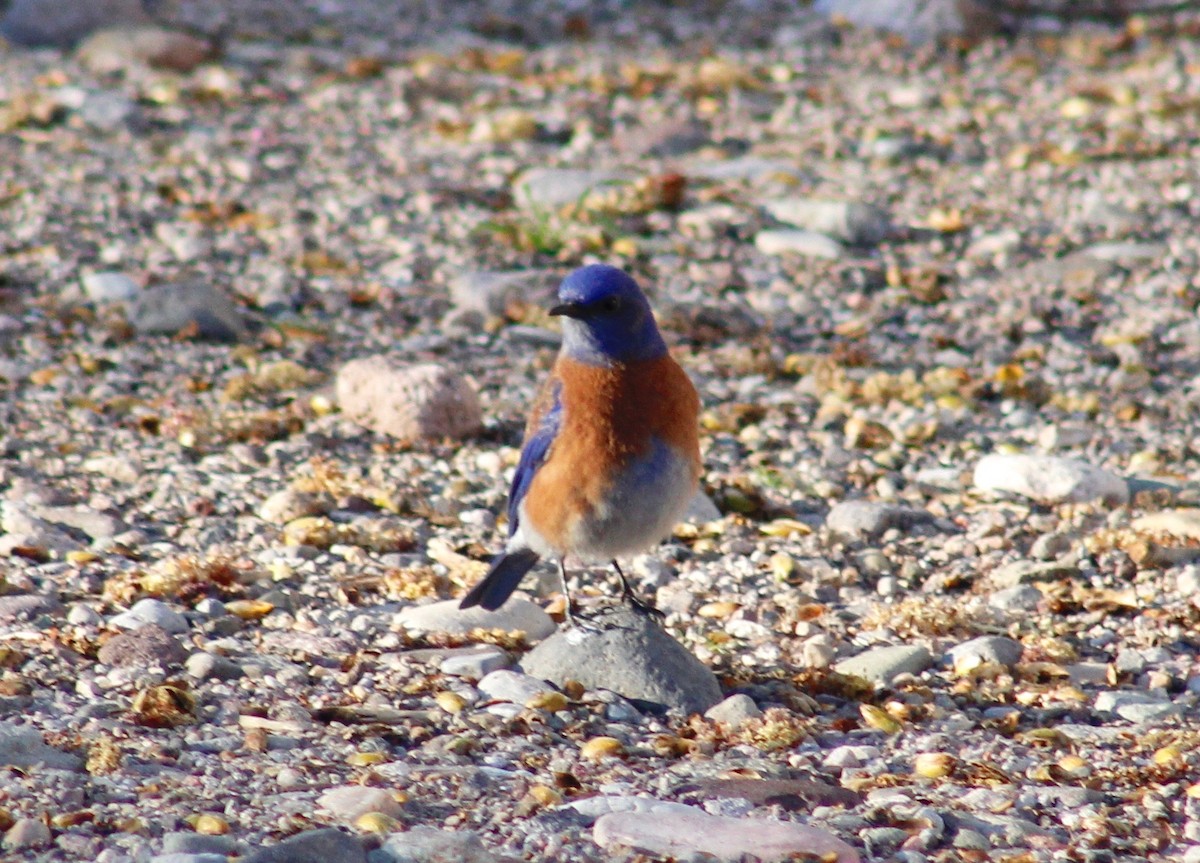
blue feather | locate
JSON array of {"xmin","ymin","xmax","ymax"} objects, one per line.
[
  {"xmin": 458, "ymin": 547, "xmax": 540, "ymax": 611},
  {"xmin": 506, "ymin": 384, "xmax": 561, "ymax": 536}
]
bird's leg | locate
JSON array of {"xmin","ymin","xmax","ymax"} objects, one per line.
[
  {"xmin": 558, "ymin": 557, "xmax": 584, "ymax": 629},
  {"xmin": 612, "ymin": 560, "xmax": 664, "ymax": 619}
]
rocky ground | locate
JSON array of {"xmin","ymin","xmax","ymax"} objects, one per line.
[{"xmin": 2, "ymin": 1, "xmax": 1200, "ymax": 862}]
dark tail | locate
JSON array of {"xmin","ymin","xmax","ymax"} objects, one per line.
[{"xmin": 459, "ymin": 548, "xmax": 540, "ymax": 611}]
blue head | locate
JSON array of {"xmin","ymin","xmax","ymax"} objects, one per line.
[{"xmin": 550, "ymin": 265, "xmax": 667, "ymax": 366}]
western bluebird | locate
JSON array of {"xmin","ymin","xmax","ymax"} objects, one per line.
[{"xmin": 459, "ymin": 264, "xmax": 701, "ymax": 623}]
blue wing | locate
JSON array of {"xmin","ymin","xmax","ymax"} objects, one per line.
[
  {"xmin": 458, "ymin": 381, "xmax": 561, "ymax": 612},
  {"xmin": 506, "ymin": 381, "xmax": 562, "ymax": 537}
]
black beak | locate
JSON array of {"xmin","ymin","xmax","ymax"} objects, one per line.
[{"xmin": 549, "ymin": 302, "xmax": 586, "ymax": 319}]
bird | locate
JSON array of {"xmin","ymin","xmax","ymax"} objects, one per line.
[{"xmin": 459, "ymin": 264, "xmax": 701, "ymax": 624}]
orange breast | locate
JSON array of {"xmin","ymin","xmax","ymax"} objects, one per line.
[{"xmin": 522, "ymin": 354, "xmax": 700, "ymax": 552}]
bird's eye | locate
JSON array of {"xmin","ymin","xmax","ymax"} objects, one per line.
[{"xmin": 599, "ymin": 296, "xmax": 622, "ymax": 313}]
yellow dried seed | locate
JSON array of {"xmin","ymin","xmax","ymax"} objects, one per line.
[
  {"xmin": 768, "ymin": 552, "xmax": 795, "ymax": 580},
  {"xmin": 347, "ymin": 751, "xmax": 389, "ymax": 767},
  {"xmin": 525, "ymin": 691, "xmax": 568, "ymax": 712},
  {"xmin": 761, "ymin": 520, "xmax": 811, "ymax": 539},
  {"xmin": 1059, "ymin": 96, "xmax": 1093, "ymax": 118},
  {"xmin": 610, "ymin": 237, "xmax": 639, "ymax": 257},
  {"xmin": 29, "ymin": 366, "xmax": 61, "ymax": 386},
  {"xmin": 860, "ymin": 704, "xmax": 901, "ymax": 735},
  {"xmin": 1057, "ymin": 754, "xmax": 1091, "ymax": 776},
  {"xmin": 1186, "ymin": 783, "xmax": 1200, "ymax": 798},
  {"xmin": 193, "ymin": 814, "xmax": 229, "ymax": 835},
  {"xmin": 66, "ymin": 550, "xmax": 100, "ymax": 565},
  {"xmin": 354, "ymin": 812, "xmax": 400, "ymax": 833},
  {"xmin": 913, "ymin": 752, "xmax": 956, "ymax": 779},
  {"xmin": 223, "ymin": 599, "xmax": 274, "ymax": 620},
  {"xmin": 268, "ymin": 560, "xmax": 294, "ymax": 581},
  {"xmin": 435, "ymin": 691, "xmax": 467, "ymax": 714},
  {"xmin": 1152, "ymin": 745, "xmax": 1182, "ymax": 766},
  {"xmin": 580, "ymin": 736, "xmax": 625, "ymax": 760},
  {"xmin": 697, "ymin": 601, "xmax": 739, "ymax": 619},
  {"xmin": 527, "ymin": 784, "xmax": 563, "ymax": 807}
]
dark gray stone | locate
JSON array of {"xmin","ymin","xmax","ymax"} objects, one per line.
[
  {"xmin": 947, "ymin": 636, "xmax": 1024, "ymax": 670},
  {"xmin": 825, "ymin": 501, "xmax": 932, "ymax": 541},
  {"xmin": 812, "ymin": 0, "xmax": 999, "ymax": 43},
  {"xmin": 0, "ymin": 0, "xmax": 147, "ymax": 46},
  {"xmin": 0, "ymin": 594, "xmax": 62, "ymax": 622},
  {"xmin": 0, "ymin": 722, "xmax": 83, "ymax": 771},
  {"xmin": 97, "ymin": 623, "xmax": 188, "ymax": 667},
  {"xmin": 161, "ymin": 831, "xmax": 238, "ymax": 856},
  {"xmin": 833, "ymin": 645, "xmax": 933, "ymax": 684},
  {"xmin": 520, "ymin": 605, "xmax": 722, "ymax": 715},
  {"xmin": 240, "ymin": 828, "xmax": 365, "ymax": 863},
  {"xmin": 128, "ymin": 282, "xmax": 249, "ymax": 342}
]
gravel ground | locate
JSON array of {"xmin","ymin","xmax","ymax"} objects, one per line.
[{"xmin": 2, "ymin": 2, "xmax": 1200, "ymax": 862}]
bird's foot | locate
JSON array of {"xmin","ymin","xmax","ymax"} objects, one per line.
[
  {"xmin": 563, "ymin": 600, "xmax": 605, "ymax": 632},
  {"xmin": 620, "ymin": 588, "xmax": 666, "ymax": 620}
]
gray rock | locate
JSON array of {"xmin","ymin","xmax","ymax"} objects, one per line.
[
  {"xmin": 594, "ymin": 805, "xmax": 860, "ymax": 862},
  {"xmin": 128, "ymin": 282, "xmax": 249, "ymax": 342},
  {"xmin": 81, "ymin": 270, "xmax": 138, "ymax": 302},
  {"xmin": 3, "ymin": 817, "xmax": 51, "ymax": 850},
  {"xmin": 317, "ymin": 785, "xmax": 404, "ymax": 822},
  {"xmin": 375, "ymin": 826, "xmax": 503, "ymax": 863},
  {"xmin": 0, "ymin": 0, "xmax": 147, "ymax": 46},
  {"xmin": 0, "ymin": 593, "xmax": 63, "ymax": 622},
  {"xmin": 988, "ymin": 585, "xmax": 1043, "ymax": 612},
  {"xmin": 439, "ymin": 646, "xmax": 510, "ymax": 678},
  {"xmin": 563, "ymin": 795, "xmax": 696, "ymax": 823},
  {"xmin": 448, "ymin": 269, "xmax": 559, "ymax": 318},
  {"xmin": 37, "ymin": 505, "xmax": 126, "ymax": 540},
  {"xmin": 973, "ymin": 454, "xmax": 1128, "ymax": 506},
  {"xmin": 110, "ymin": 598, "xmax": 189, "ymax": 633},
  {"xmin": 394, "ymin": 598, "xmax": 555, "ymax": 642},
  {"xmin": 947, "ymin": 636, "xmax": 1023, "ymax": 670},
  {"xmin": 149, "ymin": 855, "xmax": 228, "ymax": 863},
  {"xmin": 683, "ymin": 490, "xmax": 722, "ymax": 523},
  {"xmin": 825, "ymin": 501, "xmax": 931, "ymax": 541},
  {"xmin": 1094, "ymin": 691, "xmax": 1180, "ymax": 723},
  {"xmin": 67, "ymin": 603, "xmax": 102, "ymax": 626},
  {"xmin": 615, "ymin": 119, "xmax": 714, "ymax": 158},
  {"xmin": 703, "ymin": 694, "xmax": 762, "ymax": 728},
  {"xmin": 812, "ymin": 0, "xmax": 999, "ymax": 43},
  {"xmin": 1081, "ymin": 241, "xmax": 1166, "ymax": 263},
  {"xmin": 0, "ymin": 722, "xmax": 83, "ymax": 771},
  {"xmin": 78, "ymin": 91, "xmax": 137, "ymax": 132},
  {"xmin": 682, "ymin": 155, "xmax": 804, "ymax": 183},
  {"xmin": 186, "ymin": 651, "xmax": 244, "ymax": 681},
  {"xmin": 754, "ymin": 229, "xmax": 844, "ymax": 260},
  {"xmin": 833, "ymin": 645, "xmax": 933, "ymax": 683},
  {"xmin": 520, "ymin": 605, "xmax": 722, "ymax": 714},
  {"xmin": 241, "ymin": 828, "xmax": 365, "ymax": 863},
  {"xmin": 161, "ymin": 832, "xmax": 237, "ymax": 856},
  {"xmin": 477, "ymin": 669, "xmax": 556, "ymax": 705},
  {"xmin": 512, "ymin": 168, "xmax": 633, "ymax": 211},
  {"xmin": 97, "ymin": 623, "xmax": 188, "ymax": 667},
  {"xmin": 762, "ymin": 199, "xmax": 891, "ymax": 245},
  {"xmin": 0, "ymin": 503, "xmax": 83, "ymax": 553},
  {"xmin": 257, "ymin": 489, "xmax": 331, "ymax": 525}
]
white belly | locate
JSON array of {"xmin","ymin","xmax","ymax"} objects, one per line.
[{"xmin": 515, "ymin": 437, "xmax": 696, "ymax": 562}]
